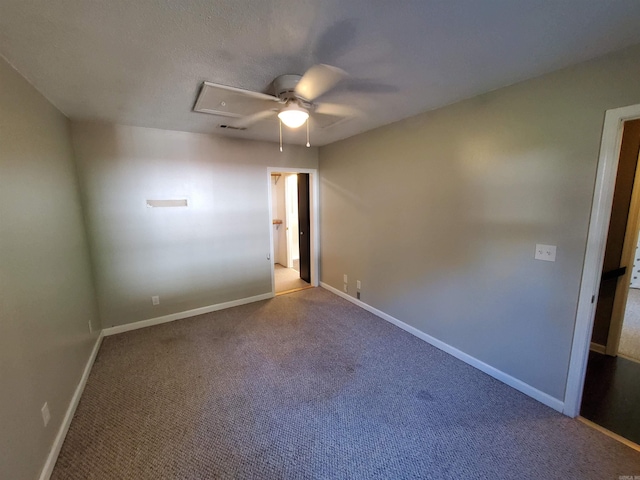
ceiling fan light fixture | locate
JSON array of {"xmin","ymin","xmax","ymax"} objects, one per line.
[{"xmin": 278, "ymin": 104, "xmax": 309, "ymax": 128}]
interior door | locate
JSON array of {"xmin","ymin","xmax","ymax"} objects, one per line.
[{"xmin": 297, "ymin": 173, "xmax": 311, "ymax": 283}]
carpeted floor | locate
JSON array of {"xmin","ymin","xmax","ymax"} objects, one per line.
[
  {"xmin": 620, "ymin": 288, "xmax": 640, "ymax": 362},
  {"xmin": 275, "ymin": 263, "xmax": 309, "ymax": 293},
  {"xmin": 52, "ymin": 288, "xmax": 640, "ymax": 479}
]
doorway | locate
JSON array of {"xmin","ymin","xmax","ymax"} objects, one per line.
[
  {"xmin": 619, "ymin": 244, "xmax": 640, "ymax": 362},
  {"xmin": 588, "ymin": 119, "xmax": 640, "ymax": 357},
  {"xmin": 565, "ymin": 104, "xmax": 640, "ymax": 422},
  {"xmin": 576, "ymin": 117, "xmax": 640, "ymax": 443},
  {"xmin": 268, "ymin": 168, "xmax": 318, "ymax": 295}
]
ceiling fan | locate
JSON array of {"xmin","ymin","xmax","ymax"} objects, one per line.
[{"xmin": 193, "ymin": 64, "xmax": 358, "ymax": 149}]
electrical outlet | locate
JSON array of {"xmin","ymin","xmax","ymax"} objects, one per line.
[
  {"xmin": 152, "ymin": 295, "xmax": 160, "ymax": 305},
  {"xmin": 343, "ymin": 283, "xmax": 348, "ymax": 293},
  {"xmin": 356, "ymin": 280, "xmax": 361, "ymax": 290},
  {"xmin": 343, "ymin": 274, "xmax": 348, "ymax": 283},
  {"xmin": 41, "ymin": 403, "xmax": 50, "ymax": 427},
  {"xmin": 534, "ymin": 244, "xmax": 557, "ymax": 262}
]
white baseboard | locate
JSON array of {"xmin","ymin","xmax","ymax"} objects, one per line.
[
  {"xmin": 103, "ymin": 292, "xmax": 274, "ymax": 336},
  {"xmin": 39, "ymin": 332, "xmax": 104, "ymax": 480},
  {"xmin": 589, "ymin": 342, "xmax": 607, "ymax": 355},
  {"xmin": 320, "ymin": 282, "xmax": 565, "ymax": 413},
  {"xmin": 38, "ymin": 292, "xmax": 274, "ymax": 477}
]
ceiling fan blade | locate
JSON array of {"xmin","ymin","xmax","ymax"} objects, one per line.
[
  {"xmin": 312, "ymin": 19, "xmax": 358, "ymax": 64},
  {"xmin": 295, "ymin": 64, "xmax": 348, "ymax": 102},
  {"xmin": 314, "ymin": 103, "xmax": 360, "ymax": 118},
  {"xmin": 345, "ymin": 79, "xmax": 399, "ymax": 94},
  {"xmin": 231, "ymin": 110, "xmax": 277, "ymax": 129}
]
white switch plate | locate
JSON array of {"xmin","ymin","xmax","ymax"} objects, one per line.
[
  {"xmin": 343, "ymin": 274, "xmax": 348, "ymax": 283},
  {"xmin": 356, "ymin": 280, "xmax": 361, "ymax": 290},
  {"xmin": 152, "ymin": 295, "xmax": 160, "ymax": 305},
  {"xmin": 535, "ymin": 244, "xmax": 557, "ymax": 262},
  {"xmin": 41, "ymin": 402, "xmax": 50, "ymax": 427}
]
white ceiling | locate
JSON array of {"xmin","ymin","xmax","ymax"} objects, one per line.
[{"xmin": 2, "ymin": 0, "xmax": 640, "ymax": 146}]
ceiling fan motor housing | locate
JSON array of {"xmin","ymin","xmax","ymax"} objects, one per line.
[{"xmin": 274, "ymin": 74, "xmax": 308, "ymax": 104}]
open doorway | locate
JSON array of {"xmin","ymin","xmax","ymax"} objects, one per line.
[
  {"xmin": 620, "ymin": 244, "xmax": 640, "ymax": 362},
  {"xmin": 566, "ymin": 105, "xmax": 640, "ymax": 421},
  {"xmin": 579, "ymin": 118, "xmax": 640, "ymax": 444},
  {"xmin": 269, "ymin": 169, "xmax": 317, "ymax": 295}
]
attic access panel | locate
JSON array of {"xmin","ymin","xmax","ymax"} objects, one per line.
[
  {"xmin": 313, "ymin": 113, "xmax": 348, "ymax": 129},
  {"xmin": 194, "ymin": 82, "xmax": 279, "ymax": 118}
]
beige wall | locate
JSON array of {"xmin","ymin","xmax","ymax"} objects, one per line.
[
  {"xmin": 319, "ymin": 45, "xmax": 640, "ymax": 401},
  {"xmin": 71, "ymin": 123, "xmax": 318, "ymax": 328},
  {"xmin": 0, "ymin": 57, "xmax": 100, "ymax": 479}
]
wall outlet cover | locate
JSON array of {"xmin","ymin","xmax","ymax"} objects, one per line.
[
  {"xmin": 535, "ymin": 244, "xmax": 557, "ymax": 262},
  {"xmin": 152, "ymin": 295, "xmax": 160, "ymax": 305}
]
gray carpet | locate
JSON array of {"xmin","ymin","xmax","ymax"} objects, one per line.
[
  {"xmin": 620, "ymin": 288, "xmax": 640, "ymax": 362},
  {"xmin": 52, "ymin": 288, "xmax": 640, "ymax": 479}
]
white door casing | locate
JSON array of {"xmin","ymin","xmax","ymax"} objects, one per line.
[
  {"xmin": 564, "ymin": 104, "xmax": 640, "ymax": 417},
  {"xmin": 267, "ymin": 167, "xmax": 320, "ymax": 296}
]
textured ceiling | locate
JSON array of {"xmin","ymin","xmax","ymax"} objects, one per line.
[{"xmin": 2, "ymin": 0, "xmax": 640, "ymax": 146}]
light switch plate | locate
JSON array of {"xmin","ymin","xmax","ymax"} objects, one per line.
[
  {"xmin": 41, "ymin": 402, "xmax": 50, "ymax": 427},
  {"xmin": 535, "ymin": 244, "xmax": 557, "ymax": 262}
]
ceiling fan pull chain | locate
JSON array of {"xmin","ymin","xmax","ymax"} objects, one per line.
[
  {"xmin": 279, "ymin": 118, "xmax": 283, "ymax": 152},
  {"xmin": 306, "ymin": 118, "xmax": 310, "ymax": 148}
]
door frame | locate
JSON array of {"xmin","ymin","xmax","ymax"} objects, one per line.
[
  {"xmin": 267, "ymin": 167, "xmax": 319, "ymax": 295},
  {"xmin": 564, "ymin": 103, "xmax": 640, "ymax": 417},
  {"xmin": 284, "ymin": 173, "xmax": 296, "ymax": 269}
]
